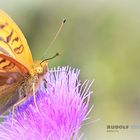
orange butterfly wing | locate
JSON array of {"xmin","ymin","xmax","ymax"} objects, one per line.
[
  {"xmin": 0, "ymin": 10, "xmax": 34, "ymax": 114},
  {"xmin": 0, "ymin": 10, "xmax": 34, "ymax": 75},
  {"xmin": 0, "ymin": 54, "xmax": 29, "ymax": 74}
]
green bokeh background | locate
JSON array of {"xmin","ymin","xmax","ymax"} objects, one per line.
[{"xmin": 1, "ymin": 0, "xmax": 140, "ymax": 139}]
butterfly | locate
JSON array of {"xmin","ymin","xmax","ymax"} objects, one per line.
[{"xmin": 0, "ymin": 10, "xmax": 50, "ymax": 116}]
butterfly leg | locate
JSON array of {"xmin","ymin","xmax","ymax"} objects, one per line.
[
  {"xmin": 43, "ymin": 78, "xmax": 47, "ymax": 89},
  {"xmin": 32, "ymin": 82, "xmax": 39, "ymax": 112},
  {"xmin": 43, "ymin": 78, "xmax": 56, "ymax": 94},
  {"xmin": 12, "ymin": 96, "xmax": 28, "ymax": 125}
]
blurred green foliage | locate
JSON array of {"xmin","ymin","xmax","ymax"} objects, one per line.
[{"xmin": 1, "ymin": 0, "xmax": 140, "ymax": 139}]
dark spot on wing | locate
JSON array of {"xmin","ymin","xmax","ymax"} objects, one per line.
[
  {"xmin": 14, "ymin": 45, "xmax": 24, "ymax": 54},
  {"xmin": 2, "ymin": 62, "xmax": 15, "ymax": 70},
  {"xmin": 6, "ymin": 30, "xmax": 13, "ymax": 43},
  {"xmin": 0, "ymin": 58, "xmax": 6, "ymax": 64},
  {"xmin": 0, "ymin": 23, "xmax": 8, "ymax": 29}
]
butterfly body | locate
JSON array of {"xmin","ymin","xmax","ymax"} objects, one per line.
[{"xmin": 0, "ymin": 10, "xmax": 48, "ymax": 114}]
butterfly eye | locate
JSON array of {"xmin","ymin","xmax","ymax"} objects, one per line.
[{"xmin": 35, "ymin": 67, "xmax": 43, "ymax": 74}]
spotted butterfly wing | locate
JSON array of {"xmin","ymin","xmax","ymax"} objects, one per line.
[
  {"xmin": 0, "ymin": 10, "xmax": 34, "ymax": 114},
  {"xmin": 0, "ymin": 10, "xmax": 34, "ymax": 74}
]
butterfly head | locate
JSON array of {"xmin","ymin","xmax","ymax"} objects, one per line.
[
  {"xmin": 34, "ymin": 61, "xmax": 48, "ymax": 75},
  {"xmin": 35, "ymin": 66, "xmax": 43, "ymax": 75},
  {"xmin": 34, "ymin": 53, "xmax": 59, "ymax": 75}
]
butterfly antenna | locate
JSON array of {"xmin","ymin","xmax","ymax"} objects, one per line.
[
  {"xmin": 41, "ymin": 18, "xmax": 66, "ymax": 60},
  {"xmin": 40, "ymin": 53, "xmax": 59, "ymax": 65}
]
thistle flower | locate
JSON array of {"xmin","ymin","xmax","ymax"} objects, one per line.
[{"xmin": 0, "ymin": 66, "xmax": 93, "ymax": 140}]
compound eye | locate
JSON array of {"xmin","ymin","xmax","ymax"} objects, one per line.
[
  {"xmin": 35, "ymin": 67, "xmax": 43, "ymax": 74},
  {"xmin": 39, "ymin": 68, "xmax": 43, "ymax": 73}
]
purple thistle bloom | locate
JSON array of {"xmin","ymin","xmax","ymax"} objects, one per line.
[{"xmin": 0, "ymin": 66, "xmax": 93, "ymax": 140}]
